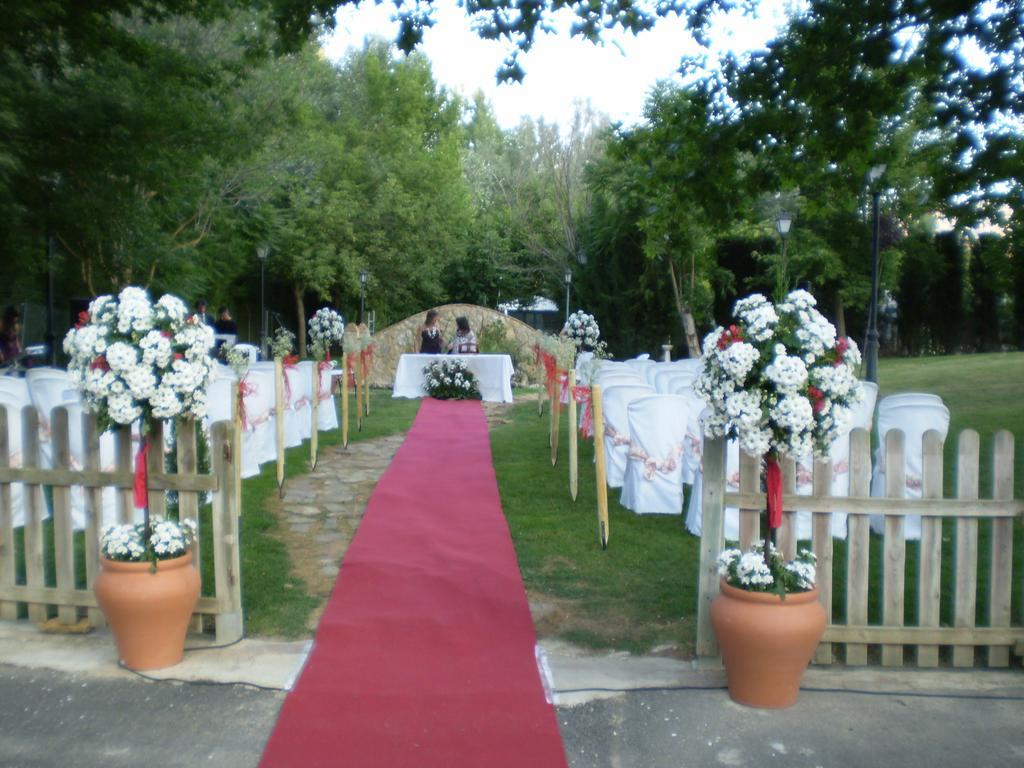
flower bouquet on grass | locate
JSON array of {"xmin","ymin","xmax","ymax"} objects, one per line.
[{"xmin": 423, "ymin": 358, "xmax": 481, "ymax": 400}]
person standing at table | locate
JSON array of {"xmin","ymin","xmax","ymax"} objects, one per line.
[
  {"xmin": 449, "ymin": 316, "xmax": 478, "ymax": 354},
  {"xmin": 194, "ymin": 299, "xmax": 213, "ymax": 326},
  {"xmin": 214, "ymin": 306, "xmax": 238, "ymax": 335},
  {"xmin": 0, "ymin": 306, "xmax": 23, "ymax": 363},
  {"xmin": 419, "ymin": 309, "xmax": 444, "ymax": 354}
]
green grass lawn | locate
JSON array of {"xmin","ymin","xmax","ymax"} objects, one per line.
[{"xmin": 493, "ymin": 352, "xmax": 1024, "ymax": 658}]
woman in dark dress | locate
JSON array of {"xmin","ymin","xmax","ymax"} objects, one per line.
[{"xmin": 419, "ymin": 309, "xmax": 444, "ymax": 354}]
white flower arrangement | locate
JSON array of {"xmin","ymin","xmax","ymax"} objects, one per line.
[
  {"xmin": 100, "ymin": 517, "xmax": 197, "ymax": 563},
  {"xmin": 717, "ymin": 544, "xmax": 817, "ymax": 595},
  {"xmin": 696, "ymin": 290, "xmax": 863, "ymax": 460},
  {"xmin": 224, "ymin": 343, "xmax": 251, "ymax": 380},
  {"xmin": 308, "ymin": 308, "xmax": 345, "ymax": 360},
  {"xmin": 563, "ymin": 310, "xmax": 601, "ymax": 350},
  {"xmin": 269, "ymin": 327, "xmax": 295, "ymax": 360},
  {"xmin": 423, "ymin": 358, "xmax": 481, "ymax": 400},
  {"xmin": 63, "ymin": 287, "xmax": 215, "ymax": 431}
]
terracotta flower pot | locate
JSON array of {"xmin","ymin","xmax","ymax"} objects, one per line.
[
  {"xmin": 710, "ymin": 580, "xmax": 826, "ymax": 708},
  {"xmin": 94, "ymin": 551, "xmax": 201, "ymax": 671}
]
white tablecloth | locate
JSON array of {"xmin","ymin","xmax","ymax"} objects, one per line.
[{"xmin": 392, "ymin": 354, "xmax": 515, "ymax": 403}]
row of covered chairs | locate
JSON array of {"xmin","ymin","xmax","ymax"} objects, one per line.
[
  {"xmin": 594, "ymin": 358, "xmax": 952, "ymax": 541},
  {"xmin": 0, "ymin": 362, "xmax": 338, "ymax": 530}
]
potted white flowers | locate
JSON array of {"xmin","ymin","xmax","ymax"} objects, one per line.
[
  {"xmin": 698, "ymin": 289, "xmax": 861, "ymax": 707},
  {"xmin": 63, "ymin": 286, "xmax": 214, "ymax": 670}
]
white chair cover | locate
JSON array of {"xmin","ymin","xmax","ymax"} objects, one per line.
[
  {"xmin": 315, "ymin": 362, "xmax": 339, "ymax": 431},
  {"xmin": 600, "ymin": 383, "xmax": 655, "ymax": 488},
  {"xmin": 685, "ymin": 436, "xmax": 741, "ymax": 540},
  {"xmin": 870, "ymin": 394, "xmax": 950, "ymax": 539},
  {"xmin": 653, "ymin": 369, "xmax": 681, "ymax": 394},
  {"xmin": 242, "ymin": 365, "xmax": 277, "ymax": 471},
  {"xmin": 27, "ymin": 375, "xmax": 79, "ymax": 471},
  {"xmin": 624, "ymin": 358, "xmax": 656, "ymax": 377},
  {"xmin": 294, "ymin": 362, "xmax": 316, "ymax": 441},
  {"xmin": 0, "ymin": 378, "xmax": 30, "ymax": 527},
  {"xmin": 598, "ymin": 371, "xmax": 646, "ymax": 389},
  {"xmin": 620, "ymin": 395, "xmax": 690, "ymax": 515}
]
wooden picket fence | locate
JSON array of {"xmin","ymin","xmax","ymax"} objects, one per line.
[
  {"xmin": 696, "ymin": 428, "xmax": 1024, "ymax": 667},
  {"xmin": 0, "ymin": 405, "xmax": 242, "ymax": 643}
]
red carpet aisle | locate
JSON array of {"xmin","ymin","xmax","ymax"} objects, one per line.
[{"xmin": 259, "ymin": 398, "xmax": 567, "ymax": 768}]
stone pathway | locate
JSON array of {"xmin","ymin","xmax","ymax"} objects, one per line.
[{"xmin": 270, "ymin": 434, "xmax": 407, "ymax": 629}]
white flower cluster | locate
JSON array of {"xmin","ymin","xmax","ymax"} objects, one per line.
[
  {"xmin": 63, "ymin": 287, "xmax": 215, "ymax": 429},
  {"xmin": 308, "ymin": 308, "xmax": 345, "ymax": 359},
  {"xmin": 423, "ymin": 358, "xmax": 480, "ymax": 399},
  {"xmin": 100, "ymin": 517, "xmax": 197, "ymax": 562},
  {"xmin": 696, "ymin": 290, "xmax": 863, "ymax": 459},
  {"xmin": 563, "ymin": 310, "xmax": 600, "ymax": 349},
  {"xmin": 269, "ymin": 327, "xmax": 295, "ymax": 360},
  {"xmin": 717, "ymin": 544, "xmax": 817, "ymax": 593},
  {"xmin": 225, "ymin": 343, "xmax": 251, "ymax": 379}
]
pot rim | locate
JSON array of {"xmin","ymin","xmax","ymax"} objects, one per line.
[
  {"xmin": 99, "ymin": 550, "xmax": 193, "ymax": 572},
  {"xmin": 718, "ymin": 578, "xmax": 820, "ymax": 605}
]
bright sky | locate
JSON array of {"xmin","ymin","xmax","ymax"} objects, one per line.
[{"xmin": 322, "ymin": 0, "xmax": 795, "ymax": 130}]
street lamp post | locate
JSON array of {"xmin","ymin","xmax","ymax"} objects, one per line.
[
  {"xmin": 257, "ymin": 245, "xmax": 269, "ymax": 359},
  {"xmin": 359, "ymin": 268, "xmax": 369, "ymax": 324},
  {"xmin": 864, "ymin": 164, "xmax": 886, "ymax": 383},
  {"xmin": 564, "ymin": 268, "xmax": 572, "ymax": 324},
  {"xmin": 774, "ymin": 211, "xmax": 794, "ymax": 299}
]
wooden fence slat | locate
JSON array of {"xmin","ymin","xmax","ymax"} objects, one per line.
[
  {"xmin": 882, "ymin": 429, "xmax": 906, "ymax": 667},
  {"xmin": 2, "ymin": 582, "xmax": 232, "ymax": 615},
  {"xmin": 275, "ymin": 358, "xmax": 285, "ymax": 494},
  {"xmin": 738, "ymin": 450, "xmax": 759, "ymax": 551},
  {"xmin": 116, "ymin": 426, "xmax": 133, "ymax": 524},
  {"xmin": 988, "ymin": 431, "xmax": 1015, "ymax": 667},
  {"xmin": 779, "ymin": 455, "xmax": 797, "ymax": 560},
  {"xmin": 812, "ymin": 458, "xmax": 833, "ymax": 664},
  {"xmin": 917, "ymin": 430, "xmax": 944, "ymax": 668},
  {"xmin": 0, "ymin": 406, "xmax": 16, "ymax": 620},
  {"xmin": 696, "ymin": 436, "xmax": 726, "ymax": 657},
  {"xmin": 22, "ymin": 407, "xmax": 46, "ymax": 622},
  {"xmin": 51, "ymin": 408, "xmax": 77, "ymax": 625},
  {"xmin": 211, "ymin": 421, "xmax": 242, "ymax": 643},
  {"xmin": 176, "ymin": 419, "xmax": 203, "ymax": 634},
  {"xmin": 146, "ymin": 420, "xmax": 167, "ymax": 521},
  {"xmin": 953, "ymin": 430, "xmax": 980, "ymax": 668},
  {"xmin": 719, "ymin": 492, "xmax": 1023, "ymax": 517},
  {"xmin": 81, "ymin": 412, "xmax": 104, "ymax": 628},
  {"xmin": 845, "ymin": 428, "xmax": 872, "ymax": 666},
  {"xmin": 592, "ymin": 385, "xmax": 609, "ymax": 549}
]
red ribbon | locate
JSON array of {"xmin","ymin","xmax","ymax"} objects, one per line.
[
  {"xmin": 572, "ymin": 386, "xmax": 593, "ymax": 438},
  {"xmin": 237, "ymin": 376, "xmax": 255, "ymax": 429},
  {"xmin": 317, "ymin": 360, "xmax": 332, "ymax": 400},
  {"xmin": 133, "ymin": 436, "xmax": 149, "ymax": 510},
  {"xmin": 766, "ymin": 453, "xmax": 783, "ymax": 529},
  {"xmin": 281, "ymin": 355, "xmax": 298, "ymax": 406}
]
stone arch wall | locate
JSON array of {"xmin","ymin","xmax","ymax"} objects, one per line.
[{"xmin": 368, "ymin": 304, "xmax": 543, "ymax": 387}]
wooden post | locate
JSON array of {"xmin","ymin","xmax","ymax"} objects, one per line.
[
  {"xmin": 845, "ymin": 428, "xmax": 871, "ymax": 666},
  {"xmin": 146, "ymin": 420, "xmax": 166, "ymax": 521},
  {"xmin": 356, "ymin": 355, "xmax": 364, "ymax": 433},
  {"xmin": 0, "ymin": 407, "xmax": 17, "ymax": 620},
  {"xmin": 696, "ymin": 436, "xmax": 726, "ymax": 658},
  {"xmin": 21, "ymin": 408, "xmax": 46, "ymax": 622},
  {"xmin": 917, "ymin": 429, "xmax": 944, "ymax": 668},
  {"xmin": 592, "ymin": 384, "xmax": 609, "ymax": 549},
  {"xmin": 779, "ymin": 455, "xmax": 797, "ymax": 560},
  {"xmin": 274, "ymin": 357, "xmax": 285, "ymax": 495},
  {"xmin": 342, "ymin": 352, "xmax": 350, "ymax": 448},
  {"xmin": 81, "ymin": 412, "xmax": 104, "ymax": 628},
  {"xmin": 211, "ymin": 420, "xmax": 243, "ymax": 644},
  {"xmin": 538, "ymin": 377, "xmax": 545, "ymax": 417},
  {"xmin": 882, "ymin": 429, "xmax": 907, "ymax": 667},
  {"xmin": 51, "ymin": 408, "xmax": 76, "ymax": 625},
  {"xmin": 988, "ymin": 431, "xmax": 1014, "ymax": 667},
  {"xmin": 812, "ymin": 458, "xmax": 833, "ymax": 664},
  {"xmin": 568, "ymin": 369, "xmax": 578, "ymax": 501},
  {"xmin": 176, "ymin": 419, "xmax": 203, "ymax": 633},
  {"xmin": 953, "ymin": 429, "xmax": 980, "ymax": 668},
  {"xmin": 310, "ymin": 364, "xmax": 319, "ymax": 470},
  {"xmin": 550, "ymin": 374, "xmax": 561, "ymax": 467},
  {"xmin": 738, "ymin": 451, "xmax": 759, "ymax": 551},
  {"xmin": 115, "ymin": 426, "xmax": 133, "ymax": 524},
  {"xmin": 230, "ymin": 381, "xmax": 242, "ymax": 514},
  {"xmin": 363, "ymin": 354, "xmax": 371, "ymax": 418}
]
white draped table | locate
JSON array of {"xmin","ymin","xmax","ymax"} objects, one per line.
[{"xmin": 392, "ymin": 353, "xmax": 515, "ymax": 403}]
